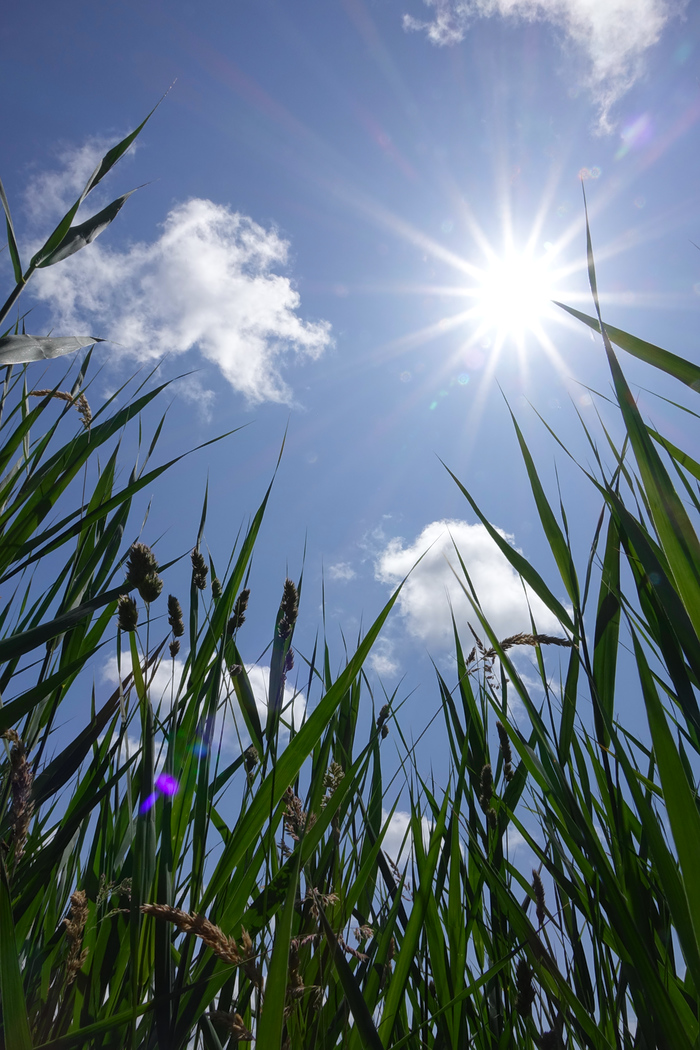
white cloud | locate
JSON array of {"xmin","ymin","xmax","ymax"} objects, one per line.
[
  {"xmin": 100, "ymin": 654, "xmax": 305, "ymax": 752},
  {"xmin": 381, "ymin": 807, "xmax": 432, "ymax": 864},
  {"xmin": 25, "ymin": 146, "xmax": 332, "ymax": 404},
  {"xmin": 404, "ymin": 0, "xmax": 685, "ymax": 128},
  {"xmin": 327, "ymin": 561, "xmax": 356, "ymax": 582},
  {"xmin": 22, "ymin": 136, "xmax": 127, "ymax": 227},
  {"xmin": 368, "ymin": 638, "xmax": 400, "ymax": 677},
  {"xmin": 375, "ymin": 518, "xmax": 565, "ymax": 650}
]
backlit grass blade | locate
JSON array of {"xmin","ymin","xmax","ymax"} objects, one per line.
[
  {"xmin": 554, "ymin": 300, "xmax": 700, "ymax": 390},
  {"xmin": 37, "ymin": 190, "xmax": 138, "ymax": 268},
  {"xmin": 443, "ymin": 460, "xmax": 574, "ymax": 632},
  {"xmin": 632, "ymin": 629, "xmax": 700, "ymax": 954}
]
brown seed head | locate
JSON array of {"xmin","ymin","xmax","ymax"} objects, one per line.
[
  {"xmin": 479, "ymin": 763, "xmax": 493, "ymax": 812},
  {"xmin": 117, "ymin": 594, "xmax": 138, "ymax": 632},
  {"xmin": 3, "ymin": 730, "xmax": 34, "ymax": 862},
  {"xmin": 167, "ymin": 595, "xmax": 184, "ymax": 637},
  {"xmin": 228, "ymin": 588, "xmax": 250, "ymax": 634},
  {"xmin": 126, "ymin": 543, "xmax": 162, "ymax": 602},
  {"xmin": 515, "ymin": 958, "xmax": 536, "ymax": 1016},
  {"xmin": 191, "ymin": 548, "xmax": 208, "ymax": 590},
  {"xmin": 278, "ymin": 578, "xmax": 298, "ymax": 639},
  {"xmin": 169, "ymin": 639, "xmax": 181, "ymax": 658},
  {"xmin": 64, "ymin": 889, "xmax": 90, "ymax": 984}
]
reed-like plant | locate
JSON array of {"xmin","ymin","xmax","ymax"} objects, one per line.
[{"xmin": 1, "ymin": 114, "xmax": 698, "ymax": 1050}]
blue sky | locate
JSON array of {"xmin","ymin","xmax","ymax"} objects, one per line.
[{"xmin": 2, "ymin": 0, "xmax": 700, "ymax": 781}]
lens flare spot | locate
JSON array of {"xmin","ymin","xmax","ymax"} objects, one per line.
[
  {"xmin": 458, "ymin": 373, "xmax": 470, "ymax": 385},
  {"xmin": 140, "ymin": 792, "xmax": 158, "ymax": 814},
  {"xmin": 155, "ymin": 772, "xmax": 179, "ymax": 796}
]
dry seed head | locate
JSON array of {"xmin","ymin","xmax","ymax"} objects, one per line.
[
  {"xmin": 353, "ymin": 924, "xmax": 374, "ymax": 942},
  {"xmin": 64, "ymin": 889, "xmax": 89, "ymax": 985},
  {"xmin": 515, "ymin": 958, "xmax": 536, "ymax": 1017},
  {"xmin": 167, "ymin": 595, "xmax": 184, "ymax": 637},
  {"xmin": 3, "ymin": 730, "xmax": 34, "ymax": 861},
  {"xmin": 376, "ymin": 704, "xmax": 390, "ymax": 731},
  {"xmin": 117, "ymin": 594, "xmax": 138, "ymax": 632},
  {"xmin": 278, "ymin": 578, "xmax": 298, "ymax": 639},
  {"xmin": 228, "ymin": 588, "xmax": 250, "ymax": 635},
  {"xmin": 283, "ymin": 786, "xmax": 316, "ymax": 841},
  {"xmin": 139, "ymin": 572, "xmax": 163, "ymax": 603},
  {"xmin": 209, "ymin": 1011, "xmax": 253, "ymax": 1041},
  {"xmin": 321, "ymin": 761, "xmax": 344, "ymax": 808},
  {"xmin": 478, "ymin": 763, "xmax": 493, "ymax": 812},
  {"xmin": 532, "ymin": 869, "xmax": 546, "ymax": 927},
  {"xmin": 169, "ymin": 639, "xmax": 181, "ymax": 658},
  {"xmin": 381, "ymin": 724, "xmax": 389, "ymax": 739},
  {"xmin": 212, "ymin": 576, "xmax": 222, "ymax": 599},
  {"xmin": 126, "ymin": 543, "xmax": 162, "ymax": 602},
  {"xmin": 29, "ymin": 389, "xmax": 92, "ymax": 429},
  {"xmin": 284, "ymin": 646, "xmax": 295, "ymax": 673},
  {"xmin": 141, "ymin": 903, "xmax": 243, "ymax": 967},
  {"xmin": 496, "ymin": 721, "xmax": 515, "ymax": 782},
  {"xmin": 191, "ymin": 548, "xmax": 208, "ymax": 590}
]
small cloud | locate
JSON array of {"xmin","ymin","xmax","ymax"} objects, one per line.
[
  {"xmin": 327, "ymin": 561, "xmax": 356, "ymax": 582},
  {"xmin": 404, "ymin": 0, "xmax": 686, "ymax": 129},
  {"xmin": 375, "ymin": 519, "xmax": 566, "ymax": 649},
  {"xmin": 25, "ymin": 143, "xmax": 332, "ymax": 404},
  {"xmin": 381, "ymin": 807, "xmax": 432, "ymax": 863},
  {"xmin": 368, "ymin": 638, "xmax": 399, "ymax": 677}
]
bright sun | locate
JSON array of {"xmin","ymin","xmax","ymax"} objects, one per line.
[{"xmin": 470, "ymin": 249, "xmax": 556, "ymax": 344}]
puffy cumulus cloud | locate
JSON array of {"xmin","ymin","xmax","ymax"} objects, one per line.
[
  {"xmin": 375, "ymin": 519, "xmax": 565, "ymax": 649},
  {"xmin": 404, "ymin": 0, "xmax": 685, "ymax": 129},
  {"xmin": 25, "ymin": 145, "xmax": 332, "ymax": 404}
]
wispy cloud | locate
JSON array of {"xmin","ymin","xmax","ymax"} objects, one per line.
[
  {"xmin": 24, "ymin": 144, "xmax": 332, "ymax": 405},
  {"xmin": 375, "ymin": 518, "xmax": 565, "ymax": 649},
  {"xmin": 404, "ymin": 0, "xmax": 686, "ymax": 129},
  {"xmin": 327, "ymin": 561, "xmax": 356, "ymax": 582}
]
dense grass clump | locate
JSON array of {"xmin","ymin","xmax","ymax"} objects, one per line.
[{"xmin": 1, "ymin": 119, "xmax": 700, "ymax": 1050}]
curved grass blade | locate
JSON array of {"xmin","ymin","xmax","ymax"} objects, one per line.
[
  {"xmin": 0, "ymin": 335, "xmax": 100, "ymax": 365},
  {"xmin": 554, "ymin": 301, "xmax": 700, "ymax": 390},
  {"xmin": 37, "ymin": 191, "xmax": 138, "ymax": 268}
]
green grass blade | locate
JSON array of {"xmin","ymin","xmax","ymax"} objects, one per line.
[{"xmin": 0, "ymin": 856, "xmax": 33, "ymax": 1050}]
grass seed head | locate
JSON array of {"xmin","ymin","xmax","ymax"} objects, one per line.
[
  {"xmin": 64, "ymin": 889, "xmax": 89, "ymax": 984},
  {"xmin": 167, "ymin": 595, "xmax": 184, "ymax": 636},
  {"xmin": 515, "ymin": 958, "xmax": 536, "ymax": 1016},
  {"xmin": 126, "ymin": 543, "xmax": 162, "ymax": 601},
  {"xmin": 191, "ymin": 548, "xmax": 208, "ymax": 590},
  {"xmin": 209, "ymin": 1011, "xmax": 253, "ymax": 1041},
  {"xmin": 3, "ymin": 729, "xmax": 34, "ymax": 862},
  {"xmin": 29, "ymin": 388, "xmax": 92, "ymax": 429},
  {"xmin": 169, "ymin": 639, "xmax": 181, "ymax": 658},
  {"xmin": 141, "ymin": 903, "xmax": 243, "ymax": 967},
  {"xmin": 497, "ymin": 721, "xmax": 515, "ymax": 781},
  {"xmin": 117, "ymin": 594, "xmax": 138, "ymax": 632},
  {"xmin": 278, "ymin": 578, "xmax": 298, "ymax": 638},
  {"xmin": 228, "ymin": 588, "xmax": 250, "ymax": 634},
  {"xmin": 212, "ymin": 576, "xmax": 222, "ymax": 598}
]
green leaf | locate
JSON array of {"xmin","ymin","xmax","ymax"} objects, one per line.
[
  {"xmin": 0, "ymin": 335, "xmax": 100, "ymax": 365},
  {"xmin": 255, "ymin": 847, "xmax": 302, "ymax": 1049},
  {"xmin": 36, "ymin": 190, "xmax": 138, "ymax": 268},
  {"xmin": 0, "ymin": 175, "xmax": 23, "ymax": 283},
  {"xmin": 0, "ymin": 856, "xmax": 33, "ymax": 1050},
  {"xmin": 554, "ymin": 301, "xmax": 700, "ymax": 391}
]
